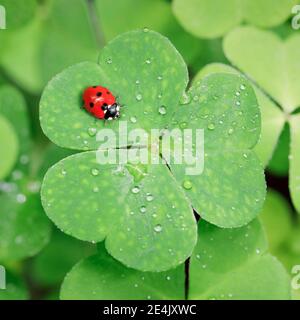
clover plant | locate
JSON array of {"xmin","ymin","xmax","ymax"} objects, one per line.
[{"xmin": 37, "ymin": 29, "xmax": 291, "ymax": 298}]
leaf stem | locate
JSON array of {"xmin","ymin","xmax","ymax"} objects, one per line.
[{"xmin": 86, "ymin": 0, "xmax": 106, "ymax": 48}]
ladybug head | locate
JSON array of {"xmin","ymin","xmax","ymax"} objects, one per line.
[{"xmin": 103, "ymin": 103, "xmax": 120, "ymax": 120}]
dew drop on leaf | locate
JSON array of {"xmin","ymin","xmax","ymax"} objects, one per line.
[
  {"xmin": 154, "ymin": 224, "xmax": 162, "ymax": 233},
  {"xmin": 131, "ymin": 186, "xmax": 140, "ymax": 194},
  {"xmin": 93, "ymin": 187, "xmax": 99, "ymax": 193},
  {"xmin": 158, "ymin": 105, "xmax": 167, "ymax": 115},
  {"xmin": 146, "ymin": 193, "xmax": 154, "ymax": 202},
  {"xmin": 182, "ymin": 180, "xmax": 193, "ymax": 190},
  {"xmin": 136, "ymin": 94, "xmax": 143, "ymax": 101},
  {"xmin": 180, "ymin": 92, "xmax": 191, "ymax": 105},
  {"xmin": 16, "ymin": 193, "xmax": 26, "ymax": 204},
  {"xmin": 130, "ymin": 116, "xmax": 137, "ymax": 123},
  {"xmin": 228, "ymin": 128, "xmax": 234, "ymax": 135},
  {"xmin": 207, "ymin": 123, "xmax": 215, "ymax": 130},
  {"xmin": 91, "ymin": 168, "xmax": 99, "ymax": 176},
  {"xmin": 140, "ymin": 206, "xmax": 147, "ymax": 213},
  {"xmin": 88, "ymin": 127, "xmax": 97, "ymax": 137}
]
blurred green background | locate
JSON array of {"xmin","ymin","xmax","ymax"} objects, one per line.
[{"xmin": 0, "ymin": 0, "xmax": 299, "ymax": 300}]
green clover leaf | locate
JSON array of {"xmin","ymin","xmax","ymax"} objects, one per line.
[
  {"xmin": 169, "ymin": 73, "xmax": 266, "ymax": 228},
  {"xmin": 60, "ymin": 219, "xmax": 290, "ymax": 300},
  {"xmin": 0, "ymin": 0, "xmax": 202, "ymax": 94},
  {"xmin": 0, "ymin": 115, "xmax": 18, "ymax": 180},
  {"xmin": 172, "ymin": 0, "xmax": 296, "ymax": 39},
  {"xmin": 193, "ymin": 63, "xmax": 285, "ymax": 168},
  {"xmin": 188, "ymin": 219, "xmax": 291, "ymax": 300},
  {"xmin": 0, "ymin": 85, "xmax": 51, "ymax": 261},
  {"xmin": 260, "ymin": 190, "xmax": 293, "ymax": 251},
  {"xmin": 223, "ymin": 26, "xmax": 300, "ymax": 213},
  {"xmin": 40, "ymin": 30, "xmax": 266, "ymax": 271},
  {"xmin": 0, "ymin": 0, "xmax": 37, "ymax": 30},
  {"xmin": 41, "ymin": 151, "xmax": 197, "ymax": 271},
  {"xmin": 32, "ymin": 228, "xmax": 95, "ymax": 286}
]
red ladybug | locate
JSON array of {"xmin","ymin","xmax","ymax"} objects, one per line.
[{"xmin": 82, "ymin": 86, "xmax": 120, "ymax": 120}]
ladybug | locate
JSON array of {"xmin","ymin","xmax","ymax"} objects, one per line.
[{"xmin": 82, "ymin": 86, "xmax": 120, "ymax": 120}]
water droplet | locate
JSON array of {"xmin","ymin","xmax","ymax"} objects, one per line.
[
  {"xmin": 91, "ymin": 168, "xmax": 99, "ymax": 176},
  {"xmin": 88, "ymin": 127, "xmax": 97, "ymax": 137},
  {"xmin": 256, "ymin": 248, "xmax": 261, "ymax": 254},
  {"xmin": 135, "ymin": 80, "xmax": 140, "ymax": 85},
  {"xmin": 180, "ymin": 122, "xmax": 187, "ymax": 129},
  {"xmin": 154, "ymin": 224, "xmax": 162, "ymax": 233},
  {"xmin": 236, "ymin": 91, "xmax": 240, "ymax": 96},
  {"xmin": 236, "ymin": 101, "xmax": 241, "ymax": 106},
  {"xmin": 146, "ymin": 193, "xmax": 154, "ymax": 202},
  {"xmin": 16, "ymin": 194, "xmax": 26, "ymax": 204},
  {"xmin": 61, "ymin": 169, "xmax": 67, "ymax": 176},
  {"xmin": 143, "ymin": 27, "xmax": 149, "ymax": 33},
  {"xmin": 140, "ymin": 206, "xmax": 147, "ymax": 213},
  {"xmin": 157, "ymin": 75, "xmax": 163, "ymax": 81},
  {"xmin": 20, "ymin": 154, "xmax": 29, "ymax": 165},
  {"xmin": 240, "ymin": 84, "xmax": 246, "ymax": 90},
  {"xmin": 158, "ymin": 105, "xmax": 167, "ymax": 115},
  {"xmin": 106, "ymin": 58, "xmax": 112, "ymax": 64},
  {"xmin": 93, "ymin": 187, "xmax": 99, "ymax": 193},
  {"xmin": 243, "ymin": 153, "xmax": 248, "ymax": 159},
  {"xmin": 182, "ymin": 180, "xmax": 193, "ymax": 190},
  {"xmin": 166, "ymin": 275, "xmax": 171, "ymax": 281},
  {"xmin": 208, "ymin": 123, "xmax": 215, "ymax": 130},
  {"xmin": 228, "ymin": 128, "xmax": 234, "ymax": 135},
  {"xmin": 180, "ymin": 93, "xmax": 191, "ymax": 105},
  {"xmin": 145, "ymin": 58, "xmax": 151, "ymax": 64},
  {"xmin": 136, "ymin": 94, "xmax": 143, "ymax": 101},
  {"xmin": 196, "ymin": 254, "xmax": 201, "ymax": 260},
  {"xmin": 131, "ymin": 186, "xmax": 140, "ymax": 194},
  {"xmin": 147, "ymin": 295, "xmax": 151, "ymax": 299},
  {"xmin": 130, "ymin": 116, "xmax": 137, "ymax": 123}
]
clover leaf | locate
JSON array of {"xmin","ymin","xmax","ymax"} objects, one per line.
[
  {"xmin": 0, "ymin": 85, "xmax": 51, "ymax": 261},
  {"xmin": 0, "ymin": 0, "xmax": 37, "ymax": 30},
  {"xmin": 32, "ymin": 228, "xmax": 95, "ymax": 286},
  {"xmin": 60, "ymin": 219, "xmax": 290, "ymax": 300},
  {"xmin": 172, "ymin": 0, "xmax": 296, "ymax": 39},
  {"xmin": 0, "ymin": 115, "xmax": 18, "ymax": 180},
  {"xmin": 169, "ymin": 73, "xmax": 266, "ymax": 228},
  {"xmin": 223, "ymin": 26, "xmax": 300, "ymax": 213},
  {"xmin": 40, "ymin": 29, "xmax": 266, "ymax": 272},
  {"xmin": 0, "ymin": 0, "xmax": 202, "ymax": 95},
  {"xmin": 193, "ymin": 63, "xmax": 285, "ymax": 168},
  {"xmin": 188, "ymin": 219, "xmax": 291, "ymax": 300},
  {"xmin": 260, "ymin": 190, "xmax": 292, "ymax": 251}
]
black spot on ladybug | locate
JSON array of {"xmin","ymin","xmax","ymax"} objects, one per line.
[
  {"xmin": 90, "ymin": 102, "xmax": 94, "ymax": 108},
  {"xmin": 93, "ymin": 86, "xmax": 97, "ymax": 88},
  {"xmin": 107, "ymin": 91, "xmax": 110, "ymax": 94},
  {"xmin": 96, "ymin": 92, "xmax": 102, "ymax": 97}
]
